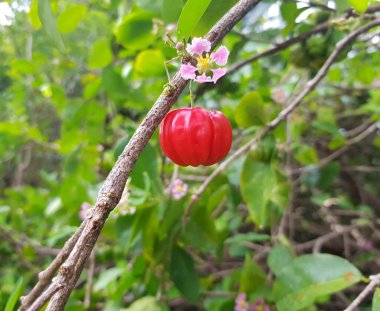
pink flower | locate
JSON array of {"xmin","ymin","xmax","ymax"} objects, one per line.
[
  {"xmin": 211, "ymin": 68, "xmax": 227, "ymax": 83},
  {"xmin": 235, "ymin": 293, "xmax": 249, "ymax": 311},
  {"xmin": 186, "ymin": 37, "xmax": 211, "ymax": 55},
  {"xmin": 271, "ymin": 87, "xmax": 287, "ymax": 104},
  {"xmin": 180, "ymin": 38, "xmax": 229, "ymax": 84},
  {"xmin": 211, "ymin": 45, "xmax": 229, "ymax": 66},
  {"xmin": 180, "ymin": 64, "xmax": 197, "ymax": 80},
  {"xmin": 195, "ymin": 74, "xmax": 212, "ymax": 83},
  {"xmin": 251, "ymin": 298, "xmax": 270, "ymax": 311},
  {"xmin": 360, "ymin": 240, "xmax": 374, "ymax": 251},
  {"xmin": 171, "ymin": 179, "xmax": 188, "ymax": 200},
  {"xmin": 79, "ymin": 202, "xmax": 91, "ymax": 220}
]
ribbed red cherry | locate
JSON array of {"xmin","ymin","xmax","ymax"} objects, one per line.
[{"xmin": 159, "ymin": 107, "xmax": 232, "ymax": 167}]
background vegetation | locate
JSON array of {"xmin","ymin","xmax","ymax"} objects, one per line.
[{"xmin": 1, "ymin": 0, "xmax": 380, "ymax": 310}]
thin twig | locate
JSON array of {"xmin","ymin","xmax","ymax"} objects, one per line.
[
  {"xmin": 12, "ymin": 143, "xmax": 33, "ymax": 187},
  {"xmin": 19, "ymin": 221, "xmax": 86, "ymax": 310},
  {"xmin": 228, "ymin": 21, "xmax": 331, "ymax": 74},
  {"xmin": 0, "ymin": 228, "xmax": 35, "ymax": 270},
  {"xmin": 177, "ymin": 174, "xmax": 207, "ymax": 182},
  {"xmin": 344, "ymin": 273, "xmax": 380, "ymax": 311},
  {"xmin": 319, "ymin": 122, "xmax": 379, "ymax": 167},
  {"xmin": 184, "ymin": 19, "xmax": 380, "ymax": 224},
  {"xmin": 316, "ymin": 198, "xmax": 354, "ymax": 257},
  {"xmin": 343, "ymin": 119, "xmax": 373, "ymax": 138},
  {"xmin": 229, "ymin": 12, "xmax": 380, "ymax": 75},
  {"xmin": 290, "ymin": 0, "xmax": 336, "ymax": 12},
  {"xmin": 312, "ymin": 222, "xmax": 370, "ymax": 253},
  {"xmin": 27, "ymin": 282, "xmax": 62, "ymax": 311},
  {"xmin": 343, "ymin": 166, "xmax": 380, "ymax": 173},
  {"xmin": 275, "ymin": 99, "xmax": 294, "ymax": 239},
  {"xmin": 0, "ymin": 226, "xmax": 60, "ymax": 257},
  {"xmin": 288, "ymin": 122, "xmax": 380, "ymax": 176},
  {"xmin": 165, "ymin": 165, "xmax": 179, "ymax": 195},
  {"xmin": 84, "ymin": 250, "xmax": 96, "ymax": 309},
  {"xmin": 195, "ymin": 20, "xmax": 331, "ymax": 99}
]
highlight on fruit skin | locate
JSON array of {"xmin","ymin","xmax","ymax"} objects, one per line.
[{"xmin": 159, "ymin": 107, "xmax": 232, "ymax": 167}]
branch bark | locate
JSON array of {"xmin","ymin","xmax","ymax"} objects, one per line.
[
  {"xmin": 319, "ymin": 122, "xmax": 379, "ymax": 168},
  {"xmin": 84, "ymin": 250, "xmax": 96, "ymax": 309},
  {"xmin": 21, "ymin": 0, "xmax": 262, "ymax": 310},
  {"xmin": 228, "ymin": 21, "xmax": 330, "ymax": 74}
]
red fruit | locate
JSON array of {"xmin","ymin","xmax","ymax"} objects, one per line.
[{"xmin": 159, "ymin": 107, "xmax": 232, "ymax": 167}]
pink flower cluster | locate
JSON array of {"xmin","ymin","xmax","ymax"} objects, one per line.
[
  {"xmin": 235, "ymin": 294, "xmax": 270, "ymax": 311},
  {"xmin": 79, "ymin": 202, "xmax": 91, "ymax": 220},
  {"xmin": 180, "ymin": 37, "xmax": 229, "ymax": 84},
  {"xmin": 171, "ymin": 179, "xmax": 188, "ymax": 200}
]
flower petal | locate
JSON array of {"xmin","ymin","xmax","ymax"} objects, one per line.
[
  {"xmin": 211, "ymin": 68, "xmax": 227, "ymax": 83},
  {"xmin": 186, "ymin": 37, "xmax": 211, "ymax": 55},
  {"xmin": 195, "ymin": 73, "xmax": 212, "ymax": 83},
  {"xmin": 180, "ymin": 64, "xmax": 197, "ymax": 80},
  {"xmin": 211, "ymin": 45, "xmax": 229, "ymax": 66}
]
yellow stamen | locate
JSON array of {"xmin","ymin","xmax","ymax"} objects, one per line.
[
  {"xmin": 175, "ymin": 185, "xmax": 183, "ymax": 191},
  {"xmin": 196, "ymin": 54, "xmax": 211, "ymax": 74}
]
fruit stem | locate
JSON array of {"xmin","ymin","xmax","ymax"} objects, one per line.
[{"xmin": 189, "ymin": 80, "xmax": 194, "ymax": 107}]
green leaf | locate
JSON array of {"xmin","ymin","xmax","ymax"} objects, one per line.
[
  {"xmin": 225, "ymin": 233, "xmax": 271, "ymax": 244},
  {"xmin": 101, "ymin": 67, "xmax": 126, "ymax": 100},
  {"xmin": 183, "ymin": 200, "xmax": 220, "ymax": 249},
  {"xmin": 177, "ymin": 0, "xmax": 212, "ymax": 39},
  {"xmin": 11, "ymin": 59, "xmax": 37, "ymax": 74},
  {"xmin": 318, "ymin": 162, "xmax": 340, "ymax": 191},
  {"xmin": 162, "ymin": 0, "xmax": 184, "ymax": 23},
  {"xmin": 115, "ymin": 12, "xmax": 154, "ymax": 51},
  {"xmin": 94, "ymin": 267, "xmax": 124, "ymax": 292},
  {"xmin": 294, "ymin": 144, "xmax": 318, "ymax": 165},
  {"xmin": 170, "ymin": 245, "xmax": 200, "ymax": 302},
  {"xmin": 328, "ymin": 135, "xmax": 346, "ymax": 150},
  {"xmin": 280, "ymin": 2, "xmax": 305, "ymax": 35},
  {"xmin": 336, "ymin": 0, "xmax": 351, "ymax": 12},
  {"xmin": 207, "ymin": 184, "xmax": 229, "ymax": 213},
  {"xmin": 38, "ymin": 0, "xmax": 65, "ymax": 52},
  {"xmin": 88, "ymin": 38, "xmax": 113, "ymax": 69},
  {"xmin": 193, "ymin": 0, "xmax": 238, "ymax": 36},
  {"xmin": 280, "ymin": 1, "xmax": 297, "ymax": 20},
  {"xmin": 135, "ymin": 49, "xmax": 165, "ymax": 77},
  {"xmin": 5, "ymin": 277, "xmax": 24, "ymax": 311},
  {"xmin": 373, "ymin": 288, "xmax": 380, "ymax": 311},
  {"xmin": 275, "ymin": 254, "xmax": 362, "ymax": 311},
  {"xmin": 45, "ymin": 197, "xmax": 62, "ymax": 216},
  {"xmin": 348, "ymin": 0, "xmax": 368, "ymax": 13},
  {"xmin": 126, "ymin": 296, "xmax": 161, "ymax": 311},
  {"xmin": 57, "ymin": 4, "xmax": 87, "ymax": 33},
  {"xmin": 240, "ymin": 157, "xmax": 276, "ymax": 227},
  {"xmin": 235, "ymin": 91, "xmax": 267, "ymax": 128},
  {"xmin": 355, "ymin": 63, "xmax": 377, "ymax": 85},
  {"xmin": 268, "ymin": 244, "xmax": 295, "ymax": 276},
  {"xmin": 28, "ymin": 0, "xmax": 41, "ymax": 29},
  {"xmin": 240, "ymin": 254, "xmax": 267, "ymax": 294},
  {"xmin": 83, "ymin": 77, "xmax": 102, "ymax": 99},
  {"xmin": 130, "ymin": 142, "xmax": 160, "ymax": 193}
]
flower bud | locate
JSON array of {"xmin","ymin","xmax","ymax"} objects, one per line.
[{"xmin": 176, "ymin": 42, "xmax": 184, "ymax": 51}]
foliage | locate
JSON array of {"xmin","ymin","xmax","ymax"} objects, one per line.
[{"xmin": 1, "ymin": 0, "xmax": 380, "ymax": 310}]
